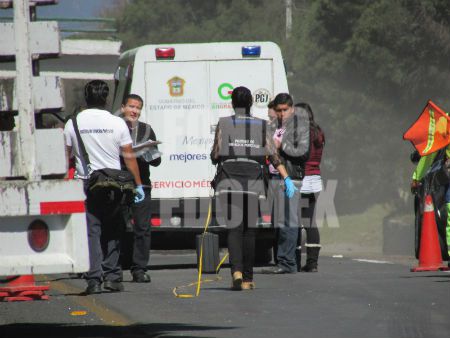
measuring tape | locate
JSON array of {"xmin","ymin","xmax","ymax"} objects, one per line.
[{"xmin": 172, "ymin": 197, "xmax": 229, "ymax": 298}]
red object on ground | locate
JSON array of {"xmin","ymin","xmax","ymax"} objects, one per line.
[
  {"xmin": 411, "ymin": 195, "xmax": 450, "ymax": 272},
  {"xmin": 0, "ymin": 275, "xmax": 50, "ymax": 302}
]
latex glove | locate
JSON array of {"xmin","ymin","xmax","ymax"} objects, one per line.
[
  {"xmin": 284, "ymin": 176, "xmax": 298, "ymax": 199},
  {"xmin": 135, "ymin": 185, "xmax": 145, "ymax": 203}
]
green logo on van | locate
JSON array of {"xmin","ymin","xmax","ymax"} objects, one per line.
[{"xmin": 218, "ymin": 83, "xmax": 233, "ymax": 100}]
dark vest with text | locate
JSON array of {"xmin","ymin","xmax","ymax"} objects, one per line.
[
  {"xmin": 218, "ymin": 115, "xmax": 267, "ymax": 163},
  {"xmin": 215, "ymin": 115, "xmax": 268, "ymax": 196}
]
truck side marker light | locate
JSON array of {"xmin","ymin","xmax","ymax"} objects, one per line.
[
  {"xmin": 155, "ymin": 47, "xmax": 175, "ymax": 59},
  {"xmin": 242, "ymin": 45, "xmax": 261, "ymax": 57},
  {"xmin": 28, "ymin": 220, "xmax": 50, "ymax": 253}
]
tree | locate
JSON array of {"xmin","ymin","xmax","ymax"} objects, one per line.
[{"xmin": 106, "ymin": 0, "xmax": 450, "ymax": 214}]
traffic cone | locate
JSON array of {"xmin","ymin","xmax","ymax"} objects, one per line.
[
  {"xmin": 411, "ymin": 195, "xmax": 450, "ymax": 272},
  {"xmin": 0, "ymin": 275, "xmax": 50, "ymax": 302}
]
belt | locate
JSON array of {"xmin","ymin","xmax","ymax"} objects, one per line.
[{"xmin": 222, "ymin": 158, "xmax": 260, "ymax": 165}]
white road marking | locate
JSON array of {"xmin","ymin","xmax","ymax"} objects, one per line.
[{"xmin": 353, "ymin": 259, "xmax": 394, "ymax": 264}]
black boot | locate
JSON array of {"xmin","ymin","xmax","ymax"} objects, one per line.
[{"xmin": 301, "ymin": 247, "xmax": 320, "ymax": 272}]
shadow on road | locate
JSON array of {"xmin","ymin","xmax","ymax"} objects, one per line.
[
  {"xmin": 400, "ymin": 273, "xmax": 450, "ymax": 283},
  {"xmin": 0, "ymin": 323, "xmax": 236, "ymax": 338}
]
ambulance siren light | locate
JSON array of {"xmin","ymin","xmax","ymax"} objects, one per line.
[
  {"xmin": 242, "ymin": 45, "xmax": 261, "ymax": 57},
  {"xmin": 155, "ymin": 47, "xmax": 175, "ymax": 59}
]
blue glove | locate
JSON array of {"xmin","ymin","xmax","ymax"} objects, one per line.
[
  {"xmin": 135, "ymin": 185, "xmax": 145, "ymax": 203},
  {"xmin": 284, "ymin": 177, "xmax": 298, "ymax": 199}
]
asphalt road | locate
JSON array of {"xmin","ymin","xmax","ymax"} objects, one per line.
[{"xmin": 0, "ymin": 252, "xmax": 449, "ymax": 338}]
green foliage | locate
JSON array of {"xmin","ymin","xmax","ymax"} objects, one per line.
[{"xmin": 107, "ymin": 0, "xmax": 450, "ymax": 214}]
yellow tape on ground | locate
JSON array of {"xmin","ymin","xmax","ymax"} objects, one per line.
[{"xmin": 172, "ymin": 196, "xmax": 229, "ymax": 298}]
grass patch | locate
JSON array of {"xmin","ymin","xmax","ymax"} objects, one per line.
[{"xmin": 319, "ymin": 203, "xmax": 397, "ymax": 253}]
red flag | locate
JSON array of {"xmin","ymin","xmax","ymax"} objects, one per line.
[{"xmin": 403, "ymin": 100, "xmax": 450, "ymax": 155}]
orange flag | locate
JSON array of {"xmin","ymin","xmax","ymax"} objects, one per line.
[{"xmin": 403, "ymin": 100, "xmax": 450, "ymax": 156}]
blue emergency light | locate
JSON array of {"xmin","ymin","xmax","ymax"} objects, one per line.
[{"xmin": 242, "ymin": 45, "xmax": 261, "ymax": 57}]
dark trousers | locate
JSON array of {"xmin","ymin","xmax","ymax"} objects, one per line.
[
  {"xmin": 219, "ymin": 193, "xmax": 258, "ymax": 282},
  {"xmin": 130, "ymin": 189, "xmax": 152, "ymax": 275},
  {"xmin": 85, "ymin": 190, "xmax": 124, "ymax": 284},
  {"xmin": 300, "ymin": 193, "xmax": 320, "ymax": 245}
]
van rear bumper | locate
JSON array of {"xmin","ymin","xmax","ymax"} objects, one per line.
[{"xmin": 146, "ymin": 197, "xmax": 273, "ymax": 230}]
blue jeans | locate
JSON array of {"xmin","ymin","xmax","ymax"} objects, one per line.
[
  {"xmin": 273, "ymin": 178, "xmax": 302, "ymax": 273},
  {"xmin": 130, "ymin": 189, "xmax": 152, "ymax": 275}
]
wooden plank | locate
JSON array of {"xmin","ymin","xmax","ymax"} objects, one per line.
[
  {"xmin": 0, "ymin": 21, "xmax": 60, "ymax": 57},
  {"xmin": 17, "ymin": 76, "xmax": 64, "ymax": 111},
  {"xmin": 0, "ymin": 0, "xmax": 58, "ymax": 8},
  {"xmin": 0, "ymin": 129, "xmax": 66, "ymax": 178}
]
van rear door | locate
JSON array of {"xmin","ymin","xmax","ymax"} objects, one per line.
[{"xmin": 145, "ymin": 59, "xmax": 274, "ymax": 200}]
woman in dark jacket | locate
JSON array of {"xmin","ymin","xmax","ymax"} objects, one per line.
[{"xmin": 211, "ymin": 87, "xmax": 294, "ymax": 290}]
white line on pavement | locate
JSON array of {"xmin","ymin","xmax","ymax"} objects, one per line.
[{"xmin": 352, "ymin": 259, "xmax": 394, "ymax": 264}]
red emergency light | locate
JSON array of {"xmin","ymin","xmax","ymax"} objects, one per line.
[{"xmin": 155, "ymin": 47, "xmax": 175, "ymax": 59}]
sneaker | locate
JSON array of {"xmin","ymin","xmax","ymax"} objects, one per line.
[
  {"xmin": 103, "ymin": 280, "xmax": 124, "ymax": 292},
  {"xmin": 260, "ymin": 266, "xmax": 293, "ymax": 274},
  {"xmin": 84, "ymin": 280, "xmax": 102, "ymax": 295},
  {"xmin": 132, "ymin": 272, "xmax": 151, "ymax": 283},
  {"xmin": 241, "ymin": 281, "xmax": 256, "ymax": 290},
  {"xmin": 231, "ymin": 271, "xmax": 243, "ymax": 291}
]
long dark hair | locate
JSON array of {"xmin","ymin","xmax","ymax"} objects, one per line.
[{"xmin": 295, "ymin": 102, "xmax": 325, "ymax": 148}]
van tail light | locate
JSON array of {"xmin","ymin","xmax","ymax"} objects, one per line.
[
  {"xmin": 155, "ymin": 48, "xmax": 175, "ymax": 59},
  {"xmin": 28, "ymin": 220, "xmax": 50, "ymax": 252},
  {"xmin": 150, "ymin": 217, "xmax": 162, "ymax": 227},
  {"xmin": 262, "ymin": 214, "xmax": 272, "ymax": 223}
]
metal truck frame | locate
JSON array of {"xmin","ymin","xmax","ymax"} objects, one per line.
[{"xmin": 0, "ymin": 0, "xmax": 89, "ymax": 276}]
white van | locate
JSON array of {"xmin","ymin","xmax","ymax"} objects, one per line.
[{"xmin": 112, "ymin": 42, "xmax": 288, "ymax": 258}]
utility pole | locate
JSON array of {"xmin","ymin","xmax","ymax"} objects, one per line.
[
  {"xmin": 14, "ymin": 0, "xmax": 39, "ymax": 180},
  {"xmin": 285, "ymin": 0, "xmax": 292, "ymax": 40}
]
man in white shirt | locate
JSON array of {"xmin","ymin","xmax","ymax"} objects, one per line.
[{"xmin": 64, "ymin": 80, "xmax": 145, "ymax": 294}]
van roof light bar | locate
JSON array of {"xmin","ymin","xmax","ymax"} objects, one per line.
[
  {"xmin": 155, "ymin": 47, "xmax": 175, "ymax": 59},
  {"xmin": 242, "ymin": 45, "xmax": 261, "ymax": 57}
]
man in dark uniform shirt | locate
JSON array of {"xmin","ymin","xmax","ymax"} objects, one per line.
[{"xmin": 121, "ymin": 94, "xmax": 161, "ymax": 282}]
